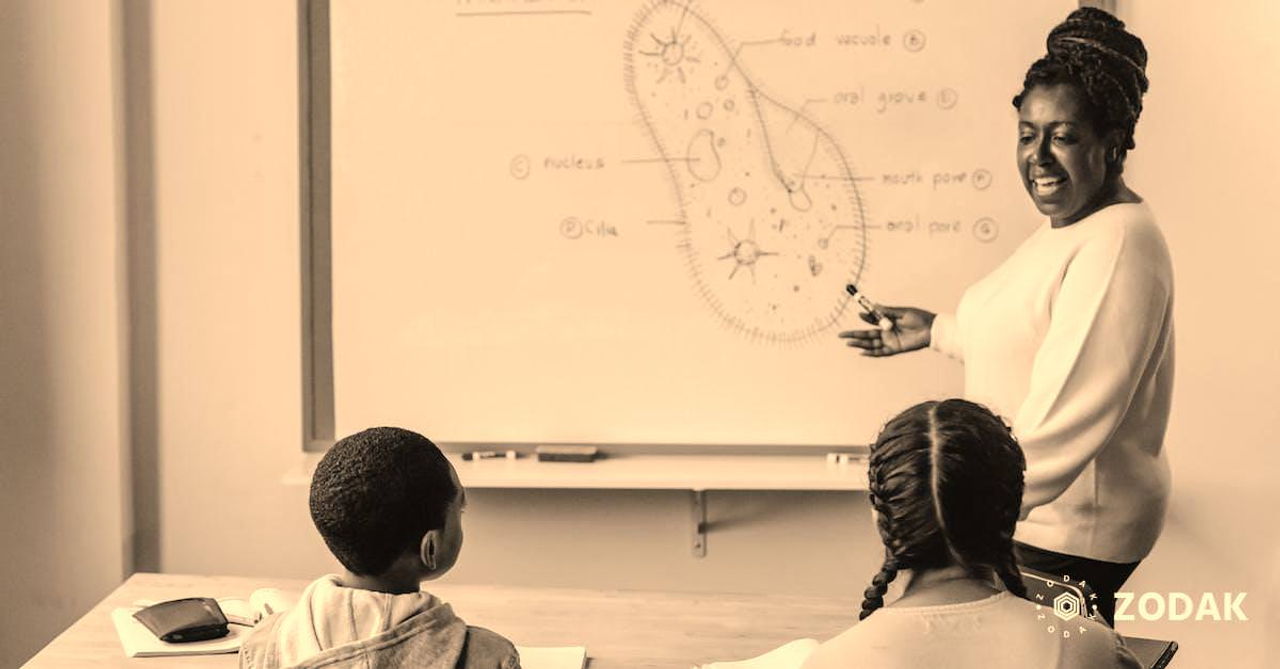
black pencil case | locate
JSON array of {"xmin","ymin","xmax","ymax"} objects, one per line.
[{"xmin": 132, "ymin": 597, "xmax": 230, "ymax": 643}]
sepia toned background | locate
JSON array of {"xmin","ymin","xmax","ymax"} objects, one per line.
[{"xmin": 2, "ymin": 0, "xmax": 1278, "ymax": 666}]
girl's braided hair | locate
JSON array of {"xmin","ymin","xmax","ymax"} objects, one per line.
[{"xmin": 860, "ymin": 399, "xmax": 1028, "ymax": 620}]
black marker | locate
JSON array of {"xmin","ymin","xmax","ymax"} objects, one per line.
[
  {"xmin": 846, "ymin": 284, "xmax": 893, "ymax": 331},
  {"xmin": 462, "ymin": 450, "xmax": 515, "ymax": 461}
]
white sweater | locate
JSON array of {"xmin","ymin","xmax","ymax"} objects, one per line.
[{"xmin": 930, "ymin": 202, "xmax": 1174, "ymax": 563}]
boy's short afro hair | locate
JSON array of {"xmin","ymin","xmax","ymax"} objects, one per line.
[{"xmin": 309, "ymin": 427, "xmax": 458, "ymax": 576}]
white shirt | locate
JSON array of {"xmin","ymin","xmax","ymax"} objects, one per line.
[
  {"xmin": 931, "ymin": 201, "xmax": 1174, "ymax": 562},
  {"xmin": 801, "ymin": 592, "xmax": 1142, "ymax": 669}
]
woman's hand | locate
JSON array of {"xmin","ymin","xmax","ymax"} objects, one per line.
[{"xmin": 839, "ymin": 306, "xmax": 936, "ymax": 357}]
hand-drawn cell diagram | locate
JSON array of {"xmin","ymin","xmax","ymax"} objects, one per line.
[{"xmin": 624, "ymin": 1, "xmax": 868, "ymax": 344}]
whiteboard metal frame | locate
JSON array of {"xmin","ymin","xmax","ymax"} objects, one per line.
[
  {"xmin": 297, "ymin": 0, "xmax": 1107, "ymax": 454},
  {"xmin": 300, "ymin": 0, "xmax": 334, "ymax": 453}
]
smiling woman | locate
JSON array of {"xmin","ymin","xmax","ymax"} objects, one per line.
[
  {"xmin": 1017, "ymin": 83, "xmax": 1140, "ymax": 227},
  {"xmin": 839, "ymin": 7, "xmax": 1173, "ymax": 629},
  {"xmin": 1013, "ymin": 7, "xmax": 1149, "ymax": 228}
]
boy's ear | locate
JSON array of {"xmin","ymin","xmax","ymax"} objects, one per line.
[{"xmin": 419, "ymin": 530, "xmax": 441, "ymax": 572}]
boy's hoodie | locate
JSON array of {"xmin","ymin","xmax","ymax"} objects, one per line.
[{"xmin": 240, "ymin": 575, "xmax": 519, "ymax": 669}]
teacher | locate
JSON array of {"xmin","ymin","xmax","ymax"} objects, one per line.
[{"xmin": 840, "ymin": 8, "xmax": 1172, "ymax": 627}]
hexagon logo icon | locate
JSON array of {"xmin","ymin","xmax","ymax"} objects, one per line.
[{"xmin": 1053, "ymin": 592, "xmax": 1081, "ymax": 621}]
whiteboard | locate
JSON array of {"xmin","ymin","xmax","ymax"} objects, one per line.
[{"xmin": 330, "ymin": 0, "xmax": 1075, "ymax": 447}]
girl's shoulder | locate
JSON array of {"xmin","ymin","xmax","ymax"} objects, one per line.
[{"xmin": 801, "ymin": 594, "xmax": 1137, "ymax": 669}]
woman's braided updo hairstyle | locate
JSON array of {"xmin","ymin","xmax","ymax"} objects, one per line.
[
  {"xmin": 860, "ymin": 399, "xmax": 1028, "ymax": 620},
  {"xmin": 1012, "ymin": 7, "xmax": 1149, "ymax": 173}
]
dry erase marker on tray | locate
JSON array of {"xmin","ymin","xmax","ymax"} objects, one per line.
[
  {"xmin": 461, "ymin": 450, "xmax": 519, "ymax": 461},
  {"xmin": 826, "ymin": 452, "xmax": 867, "ymax": 465},
  {"xmin": 845, "ymin": 284, "xmax": 893, "ymax": 331}
]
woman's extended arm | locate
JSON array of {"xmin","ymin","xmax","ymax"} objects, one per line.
[{"xmin": 839, "ymin": 306, "xmax": 936, "ymax": 357}]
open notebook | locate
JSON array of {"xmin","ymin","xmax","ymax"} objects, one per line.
[
  {"xmin": 112, "ymin": 591, "xmax": 586, "ymax": 668},
  {"xmin": 516, "ymin": 645, "xmax": 588, "ymax": 669},
  {"xmin": 696, "ymin": 639, "xmax": 820, "ymax": 669}
]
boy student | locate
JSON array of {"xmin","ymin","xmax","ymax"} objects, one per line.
[
  {"xmin": 802, "ymin": 400, "xmax": 1140, "ymax": 669},
  {"xmin": 240, "ymin": 427, "xmax": 520, "ymax": 669}
]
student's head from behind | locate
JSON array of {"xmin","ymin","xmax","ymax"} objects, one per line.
[
  {"xmin": 310, "ymin": 427, "xmax": 464, "ymax": 584},
  {"xmin": 860, "ymin": 399, "xmax": 1027, "ymax": 619}
]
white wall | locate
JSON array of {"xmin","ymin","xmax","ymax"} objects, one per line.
[
  {"xmin": 0, "ymin": 1, "xmax": 129, "ymax": 665},
  {"xmin": 141, "ymin": 0, "xmax": 314, "ymax": 573},
  {"xmin": 123, "ymin": 1, "xmax": 1280, "ymax": 668},
  {"xmin": 1110, "ymin": 2, "xmax": 1280, "ymax": 665}
]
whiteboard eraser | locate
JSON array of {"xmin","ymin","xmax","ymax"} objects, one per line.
[{"xmin": 535, "ymin": 445, "xmax": 599, "ymax": 462}]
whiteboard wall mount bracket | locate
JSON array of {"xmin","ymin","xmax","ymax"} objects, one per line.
[{"xmin": 691, "ymin": 489, "xmax": 707, "ymax": 558}]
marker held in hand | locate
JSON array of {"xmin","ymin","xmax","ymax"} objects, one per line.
[{"xmin": 846, "ymin": 284, "xmax": 894, "ymax": 331}]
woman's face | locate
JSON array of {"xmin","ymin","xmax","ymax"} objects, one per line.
[{"xmin": 1016, "ymin": 83, "xmax": 1115, "ymax": 227}]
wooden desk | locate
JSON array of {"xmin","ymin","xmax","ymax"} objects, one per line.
[
  {"xmin": 26, "ymin": 573, "xmax": 1176, "ymax": 669},
  {"xmin": 24, "ymin": 573, "xmax": 856, "ymax": 669}
]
